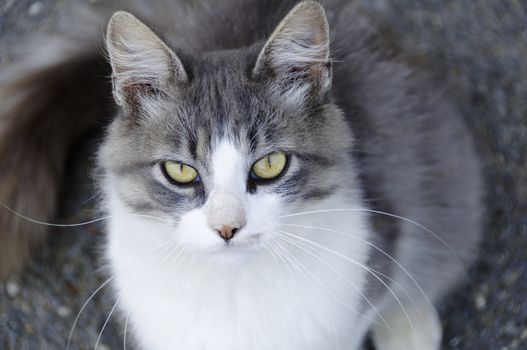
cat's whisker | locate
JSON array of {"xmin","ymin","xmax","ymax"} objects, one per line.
[
  {"xmin": 166, "ymin": 248, "xmax": 191, "ymax": 304},
  {"xmin": 5, "ymin": 196, "xmax": 175, "ymax": 344},
  {"xmin": 276, "ymin": 243, "xmax": 336, "ymax": 313},
  {"xmin": 277, "ymin": 229, "xmax": 418, "ymax": 342},
  {"xmin": 119, "ymin": 250, "xmax": 187, "ymax": 346},
  {"xmin": 282, "ymin": 222, "xmax": 436, "ymax": 322},
  {"xmin": 280, "ymin": 208, "xmax": 460, "ymax": 261},
  {"xmin": 66, "ymin": 237, "xmax": 178, "ymax": 350},
  {"xmin": 367, "ymin": 268, "xmax": 428, "ymax": 329},
  {"xmin": 79, "ymin": 192, "xmax": 100, "ymax": 205},
  {"xmin": 169, "ymin": 248, "xmax": 190, "ymax": 298},
  {"xmin": 66, "ymin": 272, "xmax": 117, "ymax": 350},
  {"xmin": 265, "ymin": 244, "xmax": 309, "ymax": 303},
  {"xmin": 0, "ymin": 201, "xmax": 110, "ymax": 227},
  {"xmin": 263, "ymin": 245, "xmax": 279, "ymax": 267},
  {"xmin": 276, "ymin": 234, "xmax": 408, "ymax": 349},
  {"xmin": 185, "ymin": 252, "xmax": 197, "ymax": 286},
  {"xmin": 274, "ymin": 243, "xmax": 341, "ymax": 350},
  {"xmin": 275, "ymin": 235, "xmax": 391, "ymax": 331},
  {"xmin": 93, "ymin": 242, "xmax": 181, "ymax": 350},
  {"xmin": 177, "ymin": 251, "xmax": 198, "ymax": 300},
  {"xmin": 0, "ymin": 201, "xmax": 171, "ymax": 228},
  {"xmin": 278, "ymin": 241, "xmax": 378, "ymax": 327},
  {"xmin": 270, "ymin": 244, "xmax": 296, "ymax": 281},
  {"xmin": 123, "ymin": 311, "xmax": 130, "ymax": 350},
  {"xmin": 130, "ymin": 213, "xmax": 173, "ymax": 223}
]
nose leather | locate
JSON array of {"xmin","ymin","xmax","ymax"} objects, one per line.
[{"xmin": 216, "ymin": 225, "xmax": 239, "ymax": 241}]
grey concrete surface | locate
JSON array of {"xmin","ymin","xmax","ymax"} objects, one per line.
[{"xmin": 0, "ymin": 1, "xmax": 526, "ymax": 349}]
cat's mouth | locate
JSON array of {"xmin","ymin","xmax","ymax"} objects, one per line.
[
  {"xmin": 206, "ymin": 232, "xmax": 265, "ymax": 259},
  {"xmin": 223, "ymin": 233, "xmax": 263, "ymax": 249},
  {"xmin": 198, "ymin": 233, "xmax": 265, "ymax": 265}
]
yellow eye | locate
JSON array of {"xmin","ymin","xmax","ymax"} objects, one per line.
[
  {"xmin": 251, "ymin": 152, "xmax": 288, "ymax": 180},
  {"xmin": 163, "ymin": 161, "xmax": 199, "ymax": 184}
]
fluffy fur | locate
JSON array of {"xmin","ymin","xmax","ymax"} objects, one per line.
[{"xmin": 0, "ymin": 1, "xmax": 483, "ymax": 349}]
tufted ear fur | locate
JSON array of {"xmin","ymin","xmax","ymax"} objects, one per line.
[
  {"xmin": 253, "ymin": 1, "xmax": 331, "ymax": 106},
  {"xmin": 106, "ymin": 11, "xmax": 187, "ymax": 108}
]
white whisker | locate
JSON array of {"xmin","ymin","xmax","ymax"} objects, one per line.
[
  {"xmin": 280, "ymin": 208, "xmax": 459, "ymax": 260},
  {"xmin": 0, "ymin": 201, "xmax": 170, "ymax": 228},
  {"xmin": 275, "ymin": 243, "xmax": 341, "ymax": 350},
  {"xmin": 66, "ymin": 237, "xmax": 177, "ymax": 349},
  {"xmin": 276, "ymin": 235, "xmax": 389, "ymax": 330},
  {"xmin": 169, "ymin": 249, "xmax": 189, "ymax": 297},
  {"xmin": 123, "ymin": 311, "xmax": 130, "ymax": 350},
  {"xmin": 66, "ymin": 273, "xmax": 117, "ymax": 350},
  {"xmin": 368, "ymin": 268, "xmax": 428, "ymax": 328},
  {"xmin": 93, "ymin": 242, "xmax": 180, "ymax": 350},
  {"xmin": 269, "ymin": 245, "xmax": 297, "ymax": 283},
  {"xmin": 278, "ymin": 229, "xmax": 417, "ymax": 343},
  {"xmin": 282, "ymin": 223, "xmax": 436, "ymax": 320}
]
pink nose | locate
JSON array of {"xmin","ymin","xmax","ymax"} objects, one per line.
[{"xmin": 215, "ymin": 225, "xmax": 240, "ymax": 241}]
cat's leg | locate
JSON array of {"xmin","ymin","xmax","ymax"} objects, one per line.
[{"xmin": 371, "ymin": 299, "xmax": 442, "ymax": 350}]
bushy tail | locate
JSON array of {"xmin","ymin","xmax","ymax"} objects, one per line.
[{"xmin": 0, "ymin": 10, "xmax": 114, "ymax": 279}]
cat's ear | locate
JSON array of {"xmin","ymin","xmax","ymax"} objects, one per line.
[
  {"xmin": 253, "ymin": 1, "xmax": 331, "ymax": 105},
  {"xmin": 106, "ymin": 11, "xmax": 187, "ymax": 108}
]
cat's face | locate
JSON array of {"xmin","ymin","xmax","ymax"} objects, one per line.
[{"xmin": 101, "ymin": 7, "xmax": 352, "ymax": 261}]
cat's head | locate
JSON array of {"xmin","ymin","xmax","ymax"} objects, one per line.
[{"xmin": 101, "ymin": 2, "xmax": 354, "ymax": 261}]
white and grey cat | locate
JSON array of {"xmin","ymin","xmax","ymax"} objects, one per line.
[{"xmin": 0, "ymin": 1, "xmax": 483, "ymax": 349}]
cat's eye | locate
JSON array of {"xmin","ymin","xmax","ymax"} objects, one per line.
[
  {"xmin": 162, "ymin": 161, "xmax": 199, "ymax": 184},
  {"xmin": 251, "ymin": 152, "xmax": 288, "ymax": 181}
]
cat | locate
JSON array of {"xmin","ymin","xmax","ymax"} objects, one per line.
[{"xmin": 0, "ymin": 1, "xmax": 483, "ymax": 349}]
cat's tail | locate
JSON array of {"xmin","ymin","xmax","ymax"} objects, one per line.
[{"xmin": 0, "ymin": 7, "xmax": 114, "ymax": 279}]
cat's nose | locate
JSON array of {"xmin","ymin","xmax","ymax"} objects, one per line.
[
  {"xmin": 215, "ymin": 225, "xmax": 241, "ymax": 241},
  {"xmin": 205, "ymin": 189, "xmax": 247, "ymax": 242}
]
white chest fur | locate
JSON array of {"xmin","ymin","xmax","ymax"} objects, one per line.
[{"xmin": 106, "ymin": 188, "xmax": 372, "ymax": 350}]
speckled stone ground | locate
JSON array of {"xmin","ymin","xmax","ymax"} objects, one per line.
[{"xmin": 1, "ymin": 1, "xmax": 526, "ymax": 349}]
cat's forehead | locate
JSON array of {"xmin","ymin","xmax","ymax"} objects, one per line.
[
  {"xmin": 186, "ymin": 49, "xmax": 255, "ymax": 88},
  {"xmin": 134, "ymin": 50, "xmax": 333, "ymax": 163},
  {"xmin": 147, "ymin": 52, "xmax": 278, "ymax": 151}
]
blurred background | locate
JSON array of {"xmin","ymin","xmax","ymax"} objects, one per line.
[{"xmin": 0, "ymin": 0, "xmax": 526, "ymax": 349}]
